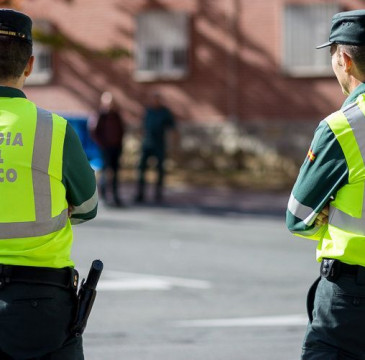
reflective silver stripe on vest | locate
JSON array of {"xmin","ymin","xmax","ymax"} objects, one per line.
[
  {"xmin": 288, "ymin": 193, "xmax": 318, "ymax": 226},
  {"xmin": 329, "ymin": 203, "xmax": 365, "ymax": 235},
  {"xmin": 0, "ymin": 108, "xmax": 68, "ymax": 239},
  {"xmin": 33, "ymin": 108, "xmax": 52, "ymax": 221},
  {"xmin": 329, "ymin": 104, "xmax": 365, "ymax": 234},
  {"xmin": 344, "ymin": 103, "xmax": 365, "ymax": 162}
]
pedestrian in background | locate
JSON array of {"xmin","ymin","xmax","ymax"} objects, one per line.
[
  {"xmin": 287, "ymin": 10, "xmax": 365, "ymax": 360},
  {"xmin": 91, "ymin": 91, "xmax": 125, "ymax": 207},
  {"xmin": 0, "ymin": 9, "xmax": 97, "ymax": 359},
  {"xmin": 135, "ymin": 92, "xmax": 176, "ymax": 203}
]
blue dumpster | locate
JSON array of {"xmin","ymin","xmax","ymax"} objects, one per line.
[{"xmin": 62, "ymin": 115, "xmax": 103, "ymax": 171}]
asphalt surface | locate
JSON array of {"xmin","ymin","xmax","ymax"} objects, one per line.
[{"xmin": 71, "ymin": 184, "xmax": 318, "ymax": 360}]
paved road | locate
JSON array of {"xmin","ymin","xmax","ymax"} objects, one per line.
[{"xmin": 71, "ymin": 188, "xmax": 318, "ymax": 360}]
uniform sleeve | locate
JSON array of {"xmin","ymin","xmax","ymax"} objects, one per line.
[
  {"xmin": 286, "ymin": 120, "xmax": 348, "ymax": 240},
  {"xmin": 62, "ymin": 123, "xmax": 98, "ymax": 225}
]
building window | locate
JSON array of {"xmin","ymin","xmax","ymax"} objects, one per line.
[
  {"xmin": 282, "ymin": 4, "xmax": 340, "ymax": 77},
  {"xmin": 26, "ymin": 21, "xmax": 53, "ymax": 86},
  {"xmin": 135, "ymin": 11, "xmax": 189, "ymax": 81}
]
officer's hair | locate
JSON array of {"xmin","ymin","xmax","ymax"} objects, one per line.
[
  {"xmin": 339, "ymin": 44, "xmax": 365, "ymax": 75},
  {"xmin": 0, "ymin": 35, "xmax": 32, "ymax": 81}
]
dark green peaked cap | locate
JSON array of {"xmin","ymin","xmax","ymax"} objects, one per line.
[
  {"xmin": 0, "ymin": 9, "xmax": 32, "ymax": 44},
  {"xmin": 317, "ymin": 9, "xmax": 365, "ymax": 49}
]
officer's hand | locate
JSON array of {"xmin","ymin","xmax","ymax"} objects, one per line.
[
  {"xmin": 68, "ymin": 204, "xmax": 74, "ymax": 218},
  {"xmin": 315, "ymin": 205, "xmax": 329, "ymax": 227}
]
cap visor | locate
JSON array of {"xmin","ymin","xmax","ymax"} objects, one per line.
[{"xmin": 316, "ymin": 41, "xmax": 332, "ymax": 49}]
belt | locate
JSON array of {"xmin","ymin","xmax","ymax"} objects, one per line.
[
  {"xmin": 320, "ymin": 259, "xmax": 365, "ymax": 284},
  {"xmin": 0, "ymin": 264, "xmax": 79, "ymax": 290},
  {"xmin": 339, "ymin": 262, "xmax": 362, "ymax": 275}
]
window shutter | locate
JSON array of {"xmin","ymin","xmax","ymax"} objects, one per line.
[
  {"xmin": 136, "ymin": 11, "xmax": 189, "ymax": 81},
  {"xmin": 283, "ymin": 4, "xmax": 339, "ymax": 77},
  {"xmin": 26, "ymin": 20, "xmax": 53, "ymax": 85}
]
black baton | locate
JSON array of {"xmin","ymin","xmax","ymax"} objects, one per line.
[{"xmin": 72, "ymin": 259, "xmax": 103, "ymax": 336}]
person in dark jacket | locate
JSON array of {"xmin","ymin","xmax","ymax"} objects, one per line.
[
  {"xmin": 135, "ymin": 92, "xmax": 176, "ymax": 203},
  {"xmin": 91, "ymin": 92, "xmax": 125, "ymax": 206}
]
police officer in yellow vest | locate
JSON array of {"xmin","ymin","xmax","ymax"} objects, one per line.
[
  {"xmin": 287, "ymin": 10, "xmax": 365, "ymax": 360},
  {"xmin": 0, "ymin": 9, "xmax": 98, "ymax": 359}
]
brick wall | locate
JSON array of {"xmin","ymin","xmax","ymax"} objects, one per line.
[
  {"xmin": 17, "ymin": 0, "xmax": 365, "ymax": 179},
  {"xmin": 21, "ymin": 0, "xmax": 360, "ymax": 124}
]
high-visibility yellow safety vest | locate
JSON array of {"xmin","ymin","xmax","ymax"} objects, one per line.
[
  {"xmin": 0, "ymin": 97, "xmax": 73, "ymax": 268},
  {"xmin": 317, "ymin": 94, "xmax": 365, "ymax": 266}
]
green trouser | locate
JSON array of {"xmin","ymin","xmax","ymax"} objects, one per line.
[
  {"xmin": 302, "ymin": 275, "xmax": 365, "ymax": 360},
  {"xmin": 0, "ymin": 282, "xmax": 83, "ymax": 360},
  {"xmin": 136, "ymin": 146, "xmax": 165, "ymax": 201}
]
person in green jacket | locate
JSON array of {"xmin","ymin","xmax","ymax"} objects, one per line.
[
  {"xmin": 287, "ymin": 10, "xmax": 365, "ymax": 360},
  {"xmin": 135, "ymin": 92, "xmax": 176, "ymax": 203},
  {"xmin": 0, "ymin": 9, "xmax": 97, "ymax": 359}
]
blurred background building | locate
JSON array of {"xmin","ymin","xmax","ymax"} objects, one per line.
[{"xmin": 2, "ymin": 0, "xmax": 362, "ymax": 189}]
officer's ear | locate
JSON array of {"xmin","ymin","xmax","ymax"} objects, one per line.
[
  {"xmin": 24, "ymin": 56, "xmax": 34, "ymax": 78},
  {"xmin": 341, "ymin": 49, "xmax": 353, "ymax": 73}
]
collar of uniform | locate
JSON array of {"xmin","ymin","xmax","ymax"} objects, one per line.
[
  {"xmin": 0, "ymin": 86, "xmax": 26, "ymax": 99},
  {"xmin": 342, "ymin": 82, "xmax": 365, "ymax": 109}
]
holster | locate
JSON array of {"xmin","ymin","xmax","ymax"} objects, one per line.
[{"xmin": 71, "ymin": 260, "xmax": 103, "ymax": 336}]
